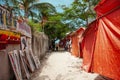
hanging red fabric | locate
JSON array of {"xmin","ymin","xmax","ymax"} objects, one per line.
[{"xmin": 82, "ymin": 0, "xmax": 120, "ymax": 79}]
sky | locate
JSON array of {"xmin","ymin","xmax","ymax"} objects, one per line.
[
  {"xmin": 39, "ymin": 0, "xmax": 74, "ymax": 12},
  {"xmin": 0, "ymin": 0, "xmax": 74, "ymax": 12}
]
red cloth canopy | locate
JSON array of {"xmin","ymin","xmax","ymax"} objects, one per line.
[
  {"xmin": 71, "ymin": 27, "xmax": 85, "ymax": 57},
  {"xmin": 81, "ymin": 21, "xmax": 97, "ymax": 72},
  {"xmin": 82, "ymin": 0, "xmax": 120, "ymax": 79}
]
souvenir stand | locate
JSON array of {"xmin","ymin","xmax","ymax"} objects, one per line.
[
  {"xmin": 10, "ymin": 16, "xmax": 40, "ymax": 80},
  {"xmin": 0, "ymin": 5, "xmax": 40, "ymax": 80},
  {"xmin": 0, "ymin": 5, "xmax": 21, "ymax": 80}
]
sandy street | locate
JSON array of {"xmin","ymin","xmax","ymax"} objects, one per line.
[{"xmin": 31, "ymin": 51, "xmax": 107, "ymax": 80}]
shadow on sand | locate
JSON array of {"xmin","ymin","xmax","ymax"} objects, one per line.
[{"xmin": 95, "ymin": 75, "xmax": 113, "ymax": 80}]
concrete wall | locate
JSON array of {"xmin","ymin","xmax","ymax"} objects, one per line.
[{"xmin": 32, "ymin": 32, "xmax": 49, "ymax": 60}]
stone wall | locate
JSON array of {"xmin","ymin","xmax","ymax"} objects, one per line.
[{"xmin": 32, "ymin": 32, "xmax": 49, "ymax": 60}]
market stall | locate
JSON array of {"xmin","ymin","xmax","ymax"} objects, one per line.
[
  {"xmin": 0, "ymin": 5, "xmax": 21, "ymax": 80},
  {"xmin": 0, "ymin": 5, "xmax": 39, "ymax": 80},
  {"xmin": 70, "ymin": 27, "xmax": 85, "ymax": 57},
  {"xmin": 82, "ymin": 0, "xmax": 120, "ymax": 79}
]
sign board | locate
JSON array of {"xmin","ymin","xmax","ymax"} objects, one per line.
[
  {"xmin": 0, "ymin": 5, "xmax": 17, "ymax": 30},
  {"xmin": 0, "ymin": 29, "xmax": 20, "ymax": 37},
  {"xmin": 17, "ymin": 22, "xmax": 31, "ymax": 38},
  {"xmin": 8, "ymin": 50, "xmax": 22, "ymax": 80}
]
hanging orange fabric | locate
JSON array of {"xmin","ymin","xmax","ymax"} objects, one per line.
[
  {"xmin": 94, "ymin": 0, "xmax": 120, "ymax": 17},
  {"xmin": 92, "ymin": 0, "xmax": 120, "ymax": 79},
  {"xmin": 70, "ymin": 27, "xmax": 85, "ymax": 57},
  {"xmin": 71, "ymin": 33, "xmax": 79, "ymax": 57},
  {"xmin": 81, "ymin": 21, "xmax": 97, "ymax": 72},
  {"xmin": 77, "ymin": 28, "xmax": 85, "ymax": 58},
  {"xmin": 82, "ymin": 0, "xmax": 120, "ymax": 79}
]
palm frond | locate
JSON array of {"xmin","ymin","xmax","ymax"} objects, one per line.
[{"xmin": 33, "ymin": 3, "xmax": 56, "ymax": 13}]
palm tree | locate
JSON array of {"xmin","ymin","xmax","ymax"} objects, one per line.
[
  {"xmin": 33, "ymin": 2, "xmax": 56, "ymax": 27},
  {"xmin": 2, "ymin": 0, "xmax": 56, "ymax": 19}
]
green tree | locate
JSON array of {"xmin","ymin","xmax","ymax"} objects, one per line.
[
  {"xmin": 33, "ymin": 2, "xmax": 56, "ymax": 32},
  {"xmin": 2, "ymin": 0, "xmax": 56, "ymax": 18},
  {"xmin": 44, "ymin": 13, "xmax": 71, "ymax": 40},
  {"xmin": 1, "ymin": 0, "xmax": 57, "ymax": 33},
  {"xmin": 28, "ymin": 20, "xmax": 42, "ymax": 32},
  {"xmin": 62, "ymin": 0, "xmax": 100, "ymax": 27}
]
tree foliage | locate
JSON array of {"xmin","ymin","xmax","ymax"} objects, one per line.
[
  {"xmin": 44, "ymin": 13, "xmax": 71, "ymax": 40},
  {"xmin": 0, "ymin": 0, "xmax": 100, "ymax": 40},
  {"xmin": 62, "ymin": 0, "xmax": 100, "ymax": 28},
  {"xmin": 28, "ymin": 20, "xmax": 42, "ymax": 32},
  {"xmin": 1, "ymin": 0, "xmax": 56, "ymax": 19}
]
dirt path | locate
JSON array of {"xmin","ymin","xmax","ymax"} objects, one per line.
[{"xmin": 31, "ymin": 51, "xmax": 106, "ymax": 80}]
